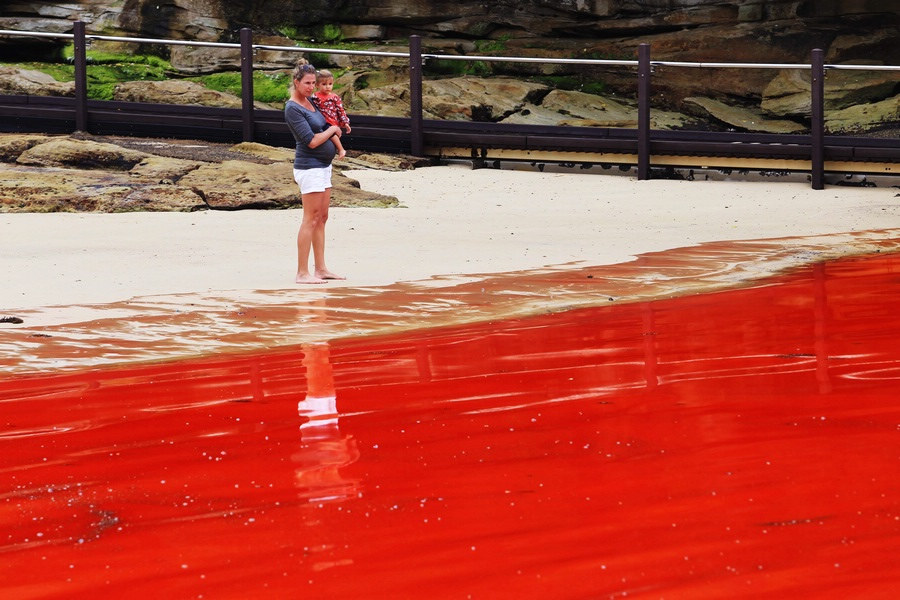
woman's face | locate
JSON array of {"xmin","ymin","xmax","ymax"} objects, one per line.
[{"xmin": 294, "ymin": 73, "xmax": 317, "ymax": 97}]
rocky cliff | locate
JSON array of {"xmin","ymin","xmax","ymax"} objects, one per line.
[
  {"xmin": 3, "ymin": 1, "xmax": 898, "ymax": 59},
  {"xmin": 1, "ymin": 1, "xmax": 898, "ymax": 134}
]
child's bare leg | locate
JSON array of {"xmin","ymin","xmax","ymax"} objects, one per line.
[{"xmin": 333, "ymin": 136, "xmax": 346, "ymax": 159}]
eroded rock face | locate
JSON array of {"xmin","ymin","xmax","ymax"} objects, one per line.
[
  {"xmin": 130, "ymin": 155, "xmax": 204, "ymax": 182},
  {"xmin": 0, "ymin": 164, "xmax": 207, "ymax": 212},
  {"xmin": 825, "ymin": 94, "xmax": 900, "ymax": 133},
  {"xmin": 1, "ymin": 2, "xmax": 897, "ymax": 135},
  {"xmin": 177, "ymin": 160, "xmax": 300, "ymax": 209},
  {"xmin": 346, "ymin": 76, "xmax": 549, "ymax": 121},
  {"xmin": 17, "ymin": 138, "xmax": 151, "ymax": 170},
  {"xmin": 0, "ymin": 133, "xmax": 51, "ymax": 161},
  {"xmin": 4, "ymin": 1, "xmax": 897, "ymax": 55},
  {"xmin": 683, "ymin": 97, "xmax": 806, "ymax": 133},
  {"xmin": 115, "ymin": 0, "xmax": 228, "ymax": 42},
  {"xmin": 762, "ymin": 68, "xmax": 900, "ymax": 117},
  {"xmin": 112, "ymin": 80, "xmax": 273, "ymax": 109}
]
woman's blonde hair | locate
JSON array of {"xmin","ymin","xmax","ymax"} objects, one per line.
[{"xmin": 292, "ymin": 60, "xmax": 316, "ymax": 81}]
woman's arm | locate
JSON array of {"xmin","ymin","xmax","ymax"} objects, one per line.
[{"xmin": 307, "ymin": 125, "xmax": 342, "ymax": 149}]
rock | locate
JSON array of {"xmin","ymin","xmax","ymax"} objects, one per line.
[
  {"xmin": 229, "ymin": 142, "xmax": 294, "ymax": 162},
  {"xmin": 339, "ymin": 153, "xmax": 431, "ymax": 171},
  {"xmin": 168, "ymin": 45, "xmax": 241, "ymax": 75},
  {"xmin": 821, "ymin": 67, "xmax": 898, "ymax": 112},
  {"xmin": 3, "ymin": 3, "xmax": 897, "ymax": 134},
  {"xmin": 130, "ymin": 155, "xmax": 204, "ymax": 182},
  {"xmin": 0, "ymin": 163, "xmax": 206, "ymax": 212},
  {"xmin": 497, "ymin": 89, "xmax": 694, "ymax": 129},
  {"xmin": 176, "ymin": 160, "xmax": 299, "ymax": 209},
  {"xmin": 540, "ymin": 89, "xmax": 693, "ymax": 129},
  {"xmin": 116, "ymin": 0, "xmax": 228, "ymax": 42},
  {"xmin": 112, "ymin": 80, "xmax": 270, "ymax": 109},
  {"xmin": 0, "ymin": 134, "xmax": 403, "ymax": 211},
  {"xmin": 826, "ymin": 94, "xmax": 900, "ymax": 134},
  {"xmin": 177, "ymin": 158, "xmax": 400, "ymax": 209},
  {"xmin": 683, "ymin": 97, "xmax": 806, "ymax": 133},
  {"xmin": 760, "ymin": 70, "xmax": 813, "ymax": 117},
  {"xmin": 231, "ymin": 141, "xmax": 430, "ymax": 172},
  {"xmin": 169, "ymin": 46, "xmax": 241, "ymax": 75},
  {"xmin": 331, "ymin": 176, "xmax": 400, "ymax": 208},
  {"xmin": 827, "ymin": 29, "xmax": 900, "ymax": 65},
  {"xmin": 342, "ymin": 79, "xmax": 410, "ymax": 117},
  {"xmin": 761, "ymin": 67, "xmax": 900, "ymax": 118},
  {"xmin": 0, "ymin": 16, "xmax": 71, "ymax": 36},
  {"xmin": 429, "ymin": 77, "xmax": 548, "ymax": 121},
  {"xmin": 0, "ymin": 66, "xmax": 74, "ymax": 97},
  {"xmin": 348, "ymin": 76, "xmax": 548, "ymax": 121},
  {"xmin": 167, "ymin": 34, "xmax": 302, "ymax": 74},
  {"xmin": 16, "ymin": 138, "xmax": 151, "ymax": 170},
  {"xmin": 349, "ymin": 74, "xmax": 700, "ymax": 129},
  {"xmin": 502, "ymin": 103, "xmax": 578, "ymax": 126},
  {"xmin": 340, "ymin": 24, "xmax": 386, "ymax": 41},
  {"xmin": 5, "ymin": 0, "xmax": 899, "ymax": 45},
  {"xmin": 316, "ymin": 44, "xmax": 410, "ymax": 77},
  {"xmin": 538, "ymin": 90, "xmax": 635, "ymax": 124},
  {"xmin": 253, "ymin": 35, "xmax": 309, "ymax": 70},
  {"xmin": 0, "ymin": 133, "xmax": 53, "ymax": 162},
  {"xmin": 114, "ymin": 184, "xmax": 207, "ymax": 212}
]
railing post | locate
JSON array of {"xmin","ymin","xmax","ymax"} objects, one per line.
[
  {"xmin": 637, "ymin": 43, "xmax": 651, "ymax": 180},
  {"xmin": 240, "ymin": 27, "xmax": 254, "ymax": 142},
  {"xmin": 409, "ymin": 35, "xmax": 424, "ymax": 156},
  {"xmin": 73, "ymin": 21, "xmax": 88, "ymax": 132},
  {"xmin": 810, "ymin": 48, "xmax": 825, "ymax": 190}
]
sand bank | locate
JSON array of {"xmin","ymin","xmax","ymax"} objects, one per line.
[{"xmin": 1, "ymin": 166, "xmax": 899, "ymax": 372}]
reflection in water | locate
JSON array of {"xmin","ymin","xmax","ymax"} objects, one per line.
[{"xmin": 294, "ymin": 343, "xmax": 359, "ymax": 502}]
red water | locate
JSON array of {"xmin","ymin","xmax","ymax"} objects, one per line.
[{"xmin": 1, "ymin": 253, "xmax": 898, "ymax": 599}]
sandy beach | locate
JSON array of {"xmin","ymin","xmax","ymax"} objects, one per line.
[
  {"xmin": 2, "ymin": 165, "xmax": 898, "ymax": 311},
  {"xmin": 2, "ymin": 165, "xmax": 899, "ymax": 373}
]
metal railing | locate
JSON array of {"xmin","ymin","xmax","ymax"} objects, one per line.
[{"xmin": 2, "ymin": 23, "xmax": 899, "ymax": 189}]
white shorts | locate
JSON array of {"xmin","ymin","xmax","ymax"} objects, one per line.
[{"xmin": 293, "ymin": 165, "xmax": 332, "ymax": 194}]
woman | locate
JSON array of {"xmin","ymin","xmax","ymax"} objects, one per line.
[{"xmin": 285, "ymin": 62, "xmax": 345, "ymax": 284}]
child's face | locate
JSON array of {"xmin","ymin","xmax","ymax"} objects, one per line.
[{"xmin": 317, "ymin": 78, "xmax": 334, "ymax": 94}]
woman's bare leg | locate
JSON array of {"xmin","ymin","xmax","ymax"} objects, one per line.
[
  {"xmin": 296, "ymin": 191, "xmax": 328, "ymax": 284},
  {"xmin": 312, "ymin": 188, "xmax": 345, "ymax": 280}
]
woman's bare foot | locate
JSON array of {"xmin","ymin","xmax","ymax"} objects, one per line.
[
  {"xmin": 296, "ymin": 273, "xmax": 327, "ymax": 284},
  {"xmin": 315, "ymin": 269, "xmax": 346, "ymax": 280}
]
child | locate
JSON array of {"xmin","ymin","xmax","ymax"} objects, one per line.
[{"xmin": 313, "ymin": 69, "xmax": 351, "ymax": 159}]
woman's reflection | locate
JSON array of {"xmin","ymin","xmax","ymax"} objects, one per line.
[{"xmin": 293, "ymin": 342, "xmax": 359, "ymax": 502}]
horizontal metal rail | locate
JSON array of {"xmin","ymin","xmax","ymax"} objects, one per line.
[
  {"xmin": 1, "ymin": 25, "xmax": 898, "ymax": 189},
  {"xmin": 5, "ymin": 28, "xmax": 900, "ymax": 71}
]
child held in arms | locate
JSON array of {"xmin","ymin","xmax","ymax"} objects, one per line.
[{"xmin": 313, "ymin": 69, "xmax": 350, "ymax": 159}]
